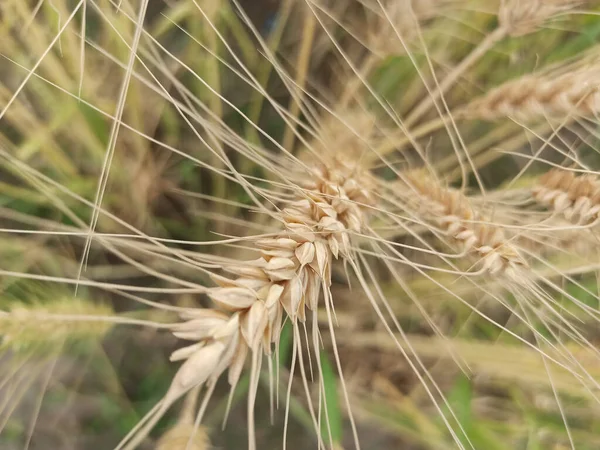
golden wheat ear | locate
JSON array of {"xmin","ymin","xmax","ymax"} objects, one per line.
[
  {"xmin": 464, "ymin": 65, "xmax": 600, "ymax": 121},
  {"xmin": 5, "ymin": 0, "xmax": 600, "ymax": 448},
  {"xmin": 532, "ymin": 168, "xmax": 600, "ymax": 224},
  {"xmin": 117, "ymin": 156, "xmax": 377, "ymax": 450},
  {"xmin": 402, "ymin": 170, "xmax": 527, "ymax": 277}
]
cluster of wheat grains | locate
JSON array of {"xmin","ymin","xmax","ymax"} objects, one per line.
[{"xmin": 2, "ymin": 0, "xmax": 600, "ymax": 449}]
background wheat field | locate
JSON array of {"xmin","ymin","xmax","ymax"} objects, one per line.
[{"xmin": 2, "ymin": 1, "xmax": 600, "ymax": 449}]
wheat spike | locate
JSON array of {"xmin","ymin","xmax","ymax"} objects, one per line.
[
  {"xmin": 404, "ymin": 171, "xmax": 527, "ymax": 276},
  {"xmin": 465, "ymin": 66, "xmax": 600, "ymax": 121},
  {"xmin": 533, "ymin": 168, "xmax": 600, "ymax": 224},
  {"xmin": 119, "ymin": 159, "xmax": 375, "ymax": 450}
]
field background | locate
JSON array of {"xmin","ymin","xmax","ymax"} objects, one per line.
[{"xmin": 2, "ymin": 1, "xmax": 600, "ymax": 449}]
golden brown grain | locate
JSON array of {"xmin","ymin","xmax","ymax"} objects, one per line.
[
  {"xmin": 465, "ymin": 67, "xmax": 600, "ymax": 121},
  {"xmin": 405, "ymin": 171, "xmax": 527, "ymax": 275},
  {"xmin": 533, "ymin": 168, "xmax": 600, "ymax": 224}
]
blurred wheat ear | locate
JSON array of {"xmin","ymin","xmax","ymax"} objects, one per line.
[
  {"xmin": 156, "ymin": 388, "xmax": 211, "ymax": 450},
  {"xmin": 465, "ymin": 64, "xmax": 600, "ymax": 121},
  {"xmin": 403, "ymin": 170, "xmax": 527, "ymax": 276},
  {"xmin": 533, "ymin": 169, "xmax": 600, "ymax": 224},
  {"xmin": 0, "ymin": 297, "xmax": 113, "ymax": 353}
]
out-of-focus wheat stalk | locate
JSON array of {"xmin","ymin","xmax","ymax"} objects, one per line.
[{"xmin": 402, "ymin": 0, "xmax": 585, "ymax": 126}]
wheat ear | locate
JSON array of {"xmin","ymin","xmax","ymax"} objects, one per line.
[
  {"xmin": 117, "ymin": 158, "xmax": 375, "ymax": 450},
  {"xmin": 404, "ymin": 171, "xmax": 527, "ymax": 276},
  {"xmin": 156, "ymin": 425, "xmax": 210, "ymax": 450},
  {"xmin": 465, "ymin": 65, "xmax": 600, "ymax": 121},
  {"xmin": 533, "ymin": 168, "xmax": 600, "ymax": 224},
  {"xmin": 0, "ymin": 298, "xmax": 113, "ymax": 352},
  {"xmin": 156, "ymin": 387, "xmax": 211, "ymax": 450}
]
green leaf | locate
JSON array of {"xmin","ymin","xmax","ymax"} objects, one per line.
[
  {"xmin": 445, "ymin": 373, "xmax": 473, "ymax": 447},
  {"xmin": 546, "ymin": 18, "xmax": 600, "ymax": 64},
  {"xmin": 78, "ymin": 102, "xmax": 109, "ymax": 147},
  {"xmin": 319, "ymin": 350, "xmax": 343, "ymax": 446},
  {"xmin": 278, "ymin": 320, "xmax": 293, "ymax": 365},
  {"xmin": 448, "ymin": 373, "xmax": 473, "ymax": 428}
]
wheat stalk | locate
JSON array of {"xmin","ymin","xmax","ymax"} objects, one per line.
[
  {"xmin": 3, "ymin": 1, "xmax": 600, "ymax": 448},
  {"xmin": 363, "ymin": 0, "xmax": 448, "ymax": 56}
]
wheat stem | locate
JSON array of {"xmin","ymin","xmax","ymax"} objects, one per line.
[{"xmin": 282, "ymin": 7, "xmax": 317, "ymax": 151}]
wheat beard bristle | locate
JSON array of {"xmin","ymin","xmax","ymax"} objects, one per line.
[
  {"xmin": 148, "ymin": 159, "xmax": 375, "ymax": 450},
  {"xmin": 404, "ymin": 171, "xmax": 527, "ymax": 277}
]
